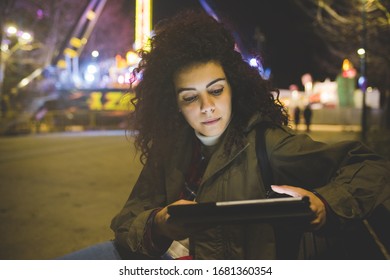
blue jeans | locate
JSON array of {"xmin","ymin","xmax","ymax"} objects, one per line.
[
  {"xmin": 58, "ymin": 240, "xmax": 163, "ymax": 260},
  {"xmin": 58, "ymin": 241, "xmax": 124, "ymax": 260}
]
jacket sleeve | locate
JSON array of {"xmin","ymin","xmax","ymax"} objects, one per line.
[
  {"xmin": 110, "ymin": 155, "xmax": 172, "ymax": 257},
  {"xmin": 267, "ymin": 126, "xmax": 390, "ymax": 220}
]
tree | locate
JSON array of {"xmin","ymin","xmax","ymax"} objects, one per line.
[{"xmin": 293, "ymin": 0, "xmax": 390, "ymax": 128}]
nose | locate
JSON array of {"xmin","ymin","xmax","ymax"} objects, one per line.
[{"xmin": 200, "ymin": 95, "xmax": 215, "ymax": 113}]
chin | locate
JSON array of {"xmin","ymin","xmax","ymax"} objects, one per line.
[{"xmin": 202, "ymin": 128, "xmax": 224, "ymax": 137}]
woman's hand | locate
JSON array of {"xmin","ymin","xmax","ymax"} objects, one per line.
[
  {"xmin": 271, "ymin": 185, "xmax": 327, "ymax": 230},
  {"xmin": 154, "ymin": 199, "xmax": 204, "ymax": 240}
]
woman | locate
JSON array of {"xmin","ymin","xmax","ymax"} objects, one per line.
[
  {"xmin": 61, "ymin": 10, "xmax": 390, "ymax": 260},
  {"xmin": 109, "ymin": 10, "xmax": 390, "ymax": 259}
]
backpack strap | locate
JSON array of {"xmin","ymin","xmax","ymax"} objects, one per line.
[{"xmin": 255, "ymin": 122, "xmax": 275, "ymax": 198}]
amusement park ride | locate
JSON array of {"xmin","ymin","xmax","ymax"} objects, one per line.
[
  {"xmin": 3, "ymin": 0, "xmax": 154, "ymax": 133},
  {"xmin": 2, "ymin": 0, "xmax": 256, "ymax": 134},
  {"xmin": 19, "ymin": 0, "xmax": 151, "ymax": 91},
  {"xmin": 18, "ymin": 0, "xmax": 252, "ymax": 92}
]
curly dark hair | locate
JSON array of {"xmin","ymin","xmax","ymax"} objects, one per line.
[{"xmin": 130, "ymin": 10, "xmax": 288, "ymax": 164}]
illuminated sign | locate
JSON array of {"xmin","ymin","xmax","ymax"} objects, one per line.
[
  {"xmin": 87, "ymin": 91, "xmax": 135, "ymax": 111},
  {"xmin": 55, "ymin": 89, "xmax": 134, "ymax": 112},
  {"xmin": 135, "ymin": 0, "xmax": 152, "ymax": 50}
]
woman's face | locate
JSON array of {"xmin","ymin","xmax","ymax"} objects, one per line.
[{"xmin": 174, "ymin": 61, "xmax": 232, "ymax": 137}]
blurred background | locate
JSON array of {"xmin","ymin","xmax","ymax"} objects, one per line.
[
  {"xmin": 1, "ymin": 0, "xmax": 390, "ymax": 142},
  {"xmin": 0, "ymin": 0, "xmax": 389, "ymax": 259}
]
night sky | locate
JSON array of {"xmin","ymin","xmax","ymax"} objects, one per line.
[{"xmin": 152, "ymin": 0, "xmax": 330, "ymax": 89}]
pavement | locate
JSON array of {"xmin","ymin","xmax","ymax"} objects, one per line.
[{"xmin": 0, "ymin": 125, "xmax": 362, "ymax": 260}]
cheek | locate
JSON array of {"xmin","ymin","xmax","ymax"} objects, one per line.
[
  {"xmin": 221, "ymin": 96, "xmax": 232, "ymax": 115},
  {"xmin": 181, "ymin": 107, "xmax": 197, "ymax": 123}
]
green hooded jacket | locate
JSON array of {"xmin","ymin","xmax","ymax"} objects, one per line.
[{"xmin": 111, "ymin": 115, "xmax": 390, "ymax": 259}]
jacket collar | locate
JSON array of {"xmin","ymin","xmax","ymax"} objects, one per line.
[
  {"xmin": 201, "ymin": 124, "xmax": 248, "ymax": 185},
  {"xmin": 164, "ymin": 113, "xmax": 270, "ymax": 202},
  {"xmin": 245, "ymin": 112, "xmax": 271, "ymax": 133}
]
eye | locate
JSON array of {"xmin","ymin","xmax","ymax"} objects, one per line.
[
  {"xmin": 182, "ymin": 95, "xmax": 198, "ymax": 103},
  {"xmin": 209, "ymin": 87, "xmax": 223, "ymax": 96}
]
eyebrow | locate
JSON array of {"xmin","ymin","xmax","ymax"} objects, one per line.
[{"xmin": 176, "ymin": 78, "xmax": 226, "ymax": 95}]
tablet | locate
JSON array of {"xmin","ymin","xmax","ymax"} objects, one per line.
[{"xmin": 167, "ymin": 196, "xmax": 314, "ymax": 225}]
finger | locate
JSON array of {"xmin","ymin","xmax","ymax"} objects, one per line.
[
  {"xmin": 271, "ymin": 185, "xmax": 301, "ymax": 197},
  {"xmin": 309, "ymin": 208, "xmax": 326, "ymax": 230},
  {"xmin": 310, "ymin": 217, "xmax": 326, "ymax": 231},
  {"xmin": 167, "ymin": 200, "xmax": 197, "ymax": 220},
  {"xmin": 171, "ymin": 199, "xmax": 197, "ymax": 205}
]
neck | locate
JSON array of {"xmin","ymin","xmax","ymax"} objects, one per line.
[{"xmin": 195, "ymin": 131, "xmax": 222, "ymax": 146}]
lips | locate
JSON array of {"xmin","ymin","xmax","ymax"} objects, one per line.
[{"xmin": 202, "ymin": 117, "xmax": 221, "ymax": 125}]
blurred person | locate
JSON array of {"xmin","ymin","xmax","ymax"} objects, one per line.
[
  {"xmin": 303, "ymin": 104, "xmax": 313, "ymax": 132},
  {"xmin": 293, "ymin": 106, "xmax": 301, "ymax": 131},
  {"xmin": 59, "ymin": 10, "xmax": 390, "ymax": 260}
]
